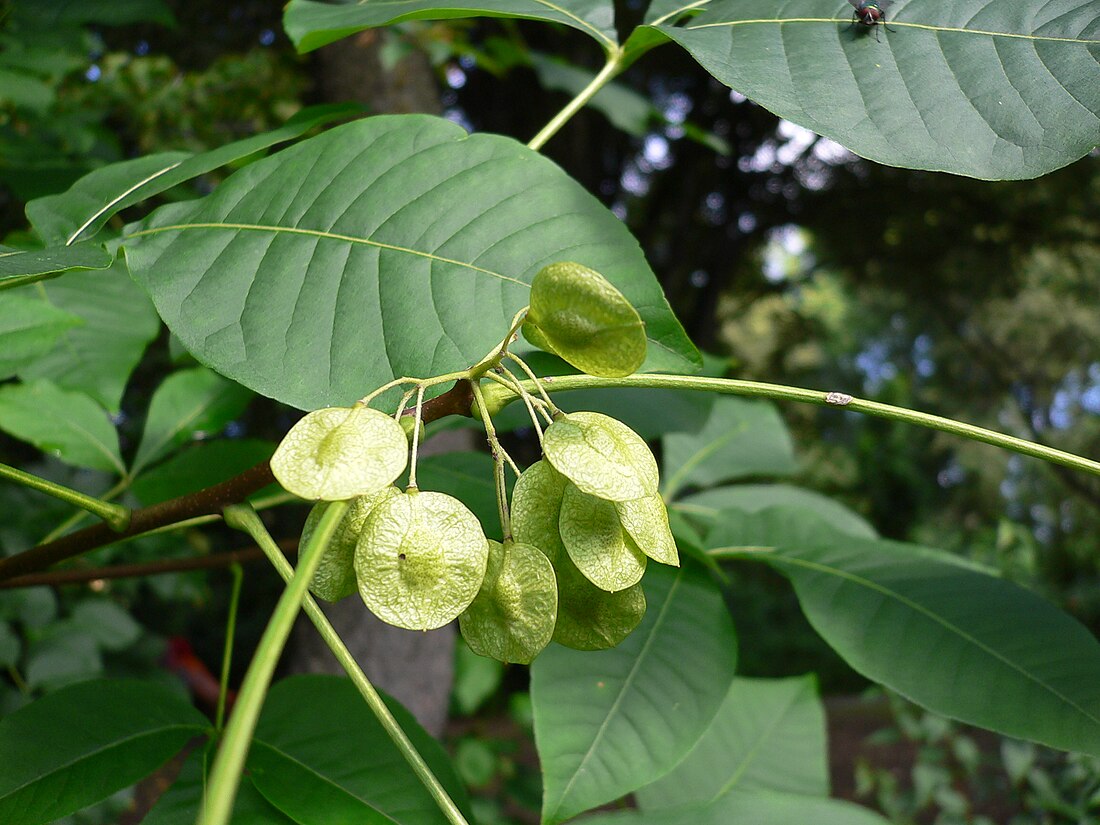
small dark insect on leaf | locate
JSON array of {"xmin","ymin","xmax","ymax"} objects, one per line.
[{"xmin": 846, "ymin": 0, "xmax": 895, "ymax": 41}]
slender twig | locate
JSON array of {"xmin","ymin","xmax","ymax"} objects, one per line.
[
  {"xmin": 528, "ymin": 49, "xmax": 625, "ymax": 151},
  {"xmin": 472, "ymin": 382, "xmax": 514, "ymax": 539},
  {"xmin": 481, "ymin": 374, "xmax": 1100, "ymax": 479},
  {"xmin": 0, "ymin": 462, "xmax": 129, "ymax": 531},
  {"xmin": 408, "ymin": 385, "xmax": 426, "ymax": 488},
  {"xmin": 204, "ymin": 500, "xmax": 349, "ymax": 825},
  {"xmin": 234, "ymin": 504, "xmax": 471, "ymax": 825},
  {"xmin": 215, "ymin": 563, "xmax": 243, "ymax": 733}
]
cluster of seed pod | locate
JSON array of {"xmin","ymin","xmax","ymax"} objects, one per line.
[{"xmin": 269, "ymin": 261, "xmax": 676, "ymax": 663}]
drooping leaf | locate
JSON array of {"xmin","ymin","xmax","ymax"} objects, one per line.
[
  {"xmin": 249, "ymin": 674, "xmax": 471, "ymax": 825},
  {"xmin": 0, "ymin": 242, "xmax": 112, "ymax": 290},
  {"xmin": 648, "ymin": 0, "xmax": 1100, "ymax": 180},
  {"xmin": 26, "ymin": 105, "xmax": 361, "ymax": 246},
  {"xmin": 0, "ymin": 294, "xmax": 81, "ymax": 379},
  {"xmin": 676, "ymin": 483, "xmax": 877, "ymax": 538},
  {"xmin": 0, "ymin": 380, "xmax": 123, "ymax": 474},
  {"xmin": 636, "ymin": 675, "xmax": 828, "ymax": 809},
  {"xmin": 531, "ymin": 564, "xmax": 738, "ymax": 824},
  {"xmin": 708, "ymin": 507, "xmax": 1100, "ymax": 758},
  {"xmin": 130, "ymin": 438, "xmax": 275, "ymax": 505},
  {"xmin": 24, "ymin": 628, "xmax": 102, "ymax": 691},
  {"xmin": 661, "ymin": 396, "xmax": 796, "ymax": 499},
  {"xmin": 16, "ymin": 259, "xmax": 160, "ymax": 412},
  {"xmin": 71, "ymin": 599, "xmax": 142, "ymax": 651},
  {"xmin": 579, "ymin": 789, "xmax": 891, "ymax": 825},
  {"xmin": 122, "ymin": 115, "xmax": 699, "ymax": 411},
  {"xmin": 0, "ymin": 679, "xmax": 208, "ymax": 825},
  {"xmin": 131, "ymin": 367, "xmax": 253, "ymax": 476},
  {"xmin": 284, "ymin": 0, "xmax": 618, "ymax": 53}
]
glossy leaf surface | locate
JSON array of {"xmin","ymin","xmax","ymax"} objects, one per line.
[
  {"xmin": 651, "ymin": 0, "xmax": 1100, "ymax": 179},
  {"xmin": 123, "ymin": 116, "xmax": 697, "ymax": 410},
  {"xmin": 0, "ymin": 679, "xmax": 208, "ymax": 825},
  {"xmin": 532, "ymin": 564, "xmax": 737, "ymax": 824},
  {"xmin": 708, "ymin": 508, "xmax": 1100, "ymax": 757},
  {"xmin": 0, "ymin": 242, "xmax": 111, "ymax": 289}
]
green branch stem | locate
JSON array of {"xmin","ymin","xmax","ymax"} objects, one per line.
[
  {"xmin": 232, "ymin": 503, "xmax": 471, "ymax": 825},
  {"xmin": 216, "ymin": 563, "xmax": 244, "ymax": 733},
  {"xmin": 528, "ymin": 50, "xmax": 624, "ymax": 151},
  {"xmin": 205, "ymin": 500, "xmax": 349, "ymax": 825},
  {"xmin": 0, "ymin": 461, "xmax": 130, "ymax": 530},
  {"xmin": 482, "ymin": 373, "xmax": 1100, "ymax": 479}
]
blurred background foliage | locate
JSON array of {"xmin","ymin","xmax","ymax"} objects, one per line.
[{"xmin": 0, "ymin": 0, "xmax": 1097, "ymax": 822}]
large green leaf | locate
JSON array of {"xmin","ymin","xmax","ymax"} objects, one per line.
[
  {"xmin": 675, "ymin": 483, "xmax": 877, "ymax": 538},
  {"xmin": 661, "ymin": 396, "xmax": 796, "ymax": 499},
  {"xmin": 579, "ymin": 789, "xmax": 891, "ymax": 825},
  {"xmin": 16, "ymin": 260, "xmax": 160, "ymax": 412},
  {"xmin": 0, "ymin": 294, "xmax": 81, "ymax": 379},
  {"xmin": 131, "ymin": 367, "xmax": 253, "ymax": 476},
  {"xmin": 249, "ymin": 675, "xmax": 471, "ymax": 825},
  {"xmin": 123, "ymin": 115, "xmax": 698, "ymax": 411},
  {"xmin": 649, "ymin": 0, "xmax": 1100, "ymax": 179},
  {"xmin": 0, "ymin": 380, "xmax": 123, "ymax": 474},
  {"xmin": 531, "ymin": 564, "xmax": 737, "ymax": 824},
  {"xmin": 26, "ymin": 105, "xmax": 360, "ymax": 246},
  {"xmin": 284, "ymin": 0, "xmax": 618, "ymax": 53},
  {"xmin": 0, "ymin": 242, "xmax": 112, "ymax": 290},
  {"xmin": 0, "ymin": 679, "xmax": 208, "ymax": 825},
  {"xmin": 130, "ymin": 438, "xmax": 276, "ymax": 505},
  {"xmin": 635, "ymin": 675, "xmax": 827, "ymax": 810},
  {"xmin": 707, "ymin": 508, "xmax": 1100, "ymax": 757}
]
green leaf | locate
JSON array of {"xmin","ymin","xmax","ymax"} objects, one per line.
[
  {"xmin": 0, "ymin": 380, "xmax": 123, "ymax": 473},
  {"xmin": 649, "ymin": 0, "xmax": 1100, "ymax": 180},
  {"xmin": 249, "ymin": 674, "xmax": 472, "ymax": 825},
  {"xmin": 661, "ymin": 396, "xmax": 796, "ymax": 498},
  {"xmin": 132, "ymin": 367, "xmax": 253, "ymax": 476},
  {"xmin": 143, "ymin": 743, "xmax": 297, "ymax": 825},
  {"xmin": 0, "ymin": 679, "xmax": 208, "ymax": 825},
  {"xmin": 131, "ymin": 438, "xmax": 275, "ymax": 505},
  {"xmin": 635, "ymin": 676, "xmax": 828, "ymax": 810},
  {"xmin": 16, "ymin": 259, "xmax": 160, "ymax": 412},
  {"xmin": 122, "ymin": 115, "xmax": 698, "ymax": 410},
  {"xmin": 284, "ymin": 0, "xmax": 618, "ymax": 54},
  {"xmin": 0, "ymin": 294, "xmax": 82, "ymax": 379},
  {"xmin": 531, "ymin": 564, "xmax": 738, "ymax": 824},
  {"xmin": 0, "ymin": 623, "xmax": 21, "ymax": 669},
  {"xmin": 26, "ymin": 105, "xmax": 360, "ymax": 246},
  {"xmin": 71, "ymin": 599, "xmax": 143, "ymax": 651},
  {"xmin": 707, "ymin": 508, "xmax": 1100, "ymax": 758},
  {"xmin": 579, "ymin": 789, "xmax": 891, "ymax": 825},
  {"xmin": 24, "ymin": 629, "xmax": 103, "ymax": 691},
  {"xmin": 676, "ymin": 483, "xmax": 877, "ymax": 539},
  {"xmin": 453, "ymin": 637, "xmax": 505, "ymax": 714},
  {"xmin": 0, "ymin": 242, "xmax": 112, "ymax": 290}
]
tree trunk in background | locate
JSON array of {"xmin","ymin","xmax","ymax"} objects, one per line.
[{"xmin": 288, "ymin": 38, "xmax": 461, "ymax": 737}]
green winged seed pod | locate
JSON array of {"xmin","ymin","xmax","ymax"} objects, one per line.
[
  {"xmin": 300, "ymin": 487, "xmax": 401, "ymax": 602},
  {"xmin": 542, "ymin": 411, "xmax": 658, "ymax": 502},
  {"xmin": 355, "ymin": 489, "xmax": 489, "ymax": 631},
  {"xmin": 511, "ymin": 459, "xmax": 568, "ymax": 566},
  {"xmin": 459, "ymin": 540, "xmax": 557, "ymax": 664},
  {"xmin": 271, "ymin": 405, "xmax": 408, "ymax": 501},
  {"xmin": 510, "ymin": 461, "xmax": 646, "ymax": 650},
  {"xmin": 522, "ymin": 261, "xmax": 646, "ymax": 378},
  {"xmin": 615, "ymin": 494, "xmax": 679, "ymax": 567},
  {"xmin": 559, "ymin": 483, "xmax": 647, "ymax": 592},
  {"xmin": 553, "ymin": 554, "xmax": 647, "ymax": 651}
]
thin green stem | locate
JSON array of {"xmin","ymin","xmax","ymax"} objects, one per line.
[
  {"xmin": 528, "ymin": 49, "xmax": 624, "ymax": 151},
  {"xmin": 505, "ymin": 353, "xmax": 558, "ymax": 414},
  {"xmin": 39, "ymin": 478, "xmax": 131, "ymax": 543},
  {"xmin": 472, "ymin": 382, "xmax": 514, "ymax": 539},
  {"xmin": 408, "ymin": 384, "xmax": 426, "ymax": 489},
  {"xmin": 237, "ymin": 505, "xmax": 471, "ymax": 825},
  {"xmin": 0, "ymin": 462, "xmax": 130, "ymax": 531},
  {"xmin": 205, "ymin": 500, "xmax": 349, "ymax": 825},
  {"xmin": 483, "ymin": 373, "xmax": 1100, "ymax": 479},
  {"xmin": 215, "ymin": 563, "xmax": 244, "ymax": 733}
]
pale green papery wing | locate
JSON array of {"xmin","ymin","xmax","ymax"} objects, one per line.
[
  {"xmin": 553, "ymin": 555, "xmax": 647, "ymax": 651},
  {"xmin": 302, "ymin": 487, "xmax": 401, "ymax": 602},
  {"xmin": 523, "ymin": 261, "xmax": 646, "ymax": 378},
  {"xmin": 511, "ymin": 459, "xmax": 569, "ymax": 565},
  {"xmin": 542, "ymin": 412, "xmax": 658, "ymax": 502},
  {"xmin": 271, "ymin": 406, "xmax": 408, "ymax": 501},
  {"xmin": 560, "ymin": 484, "xmax": 647, "ymax": 592},
  {"xmin": 616, "ymin": 494, "xmax": 679, "ymax": 567},
  {"xmin": 459, "ymin": 540, "xmax": 558, "ymax": 664},
  {"xmin": 355, "ymin": 490, "xmax": 488, "ymax": 630}
]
